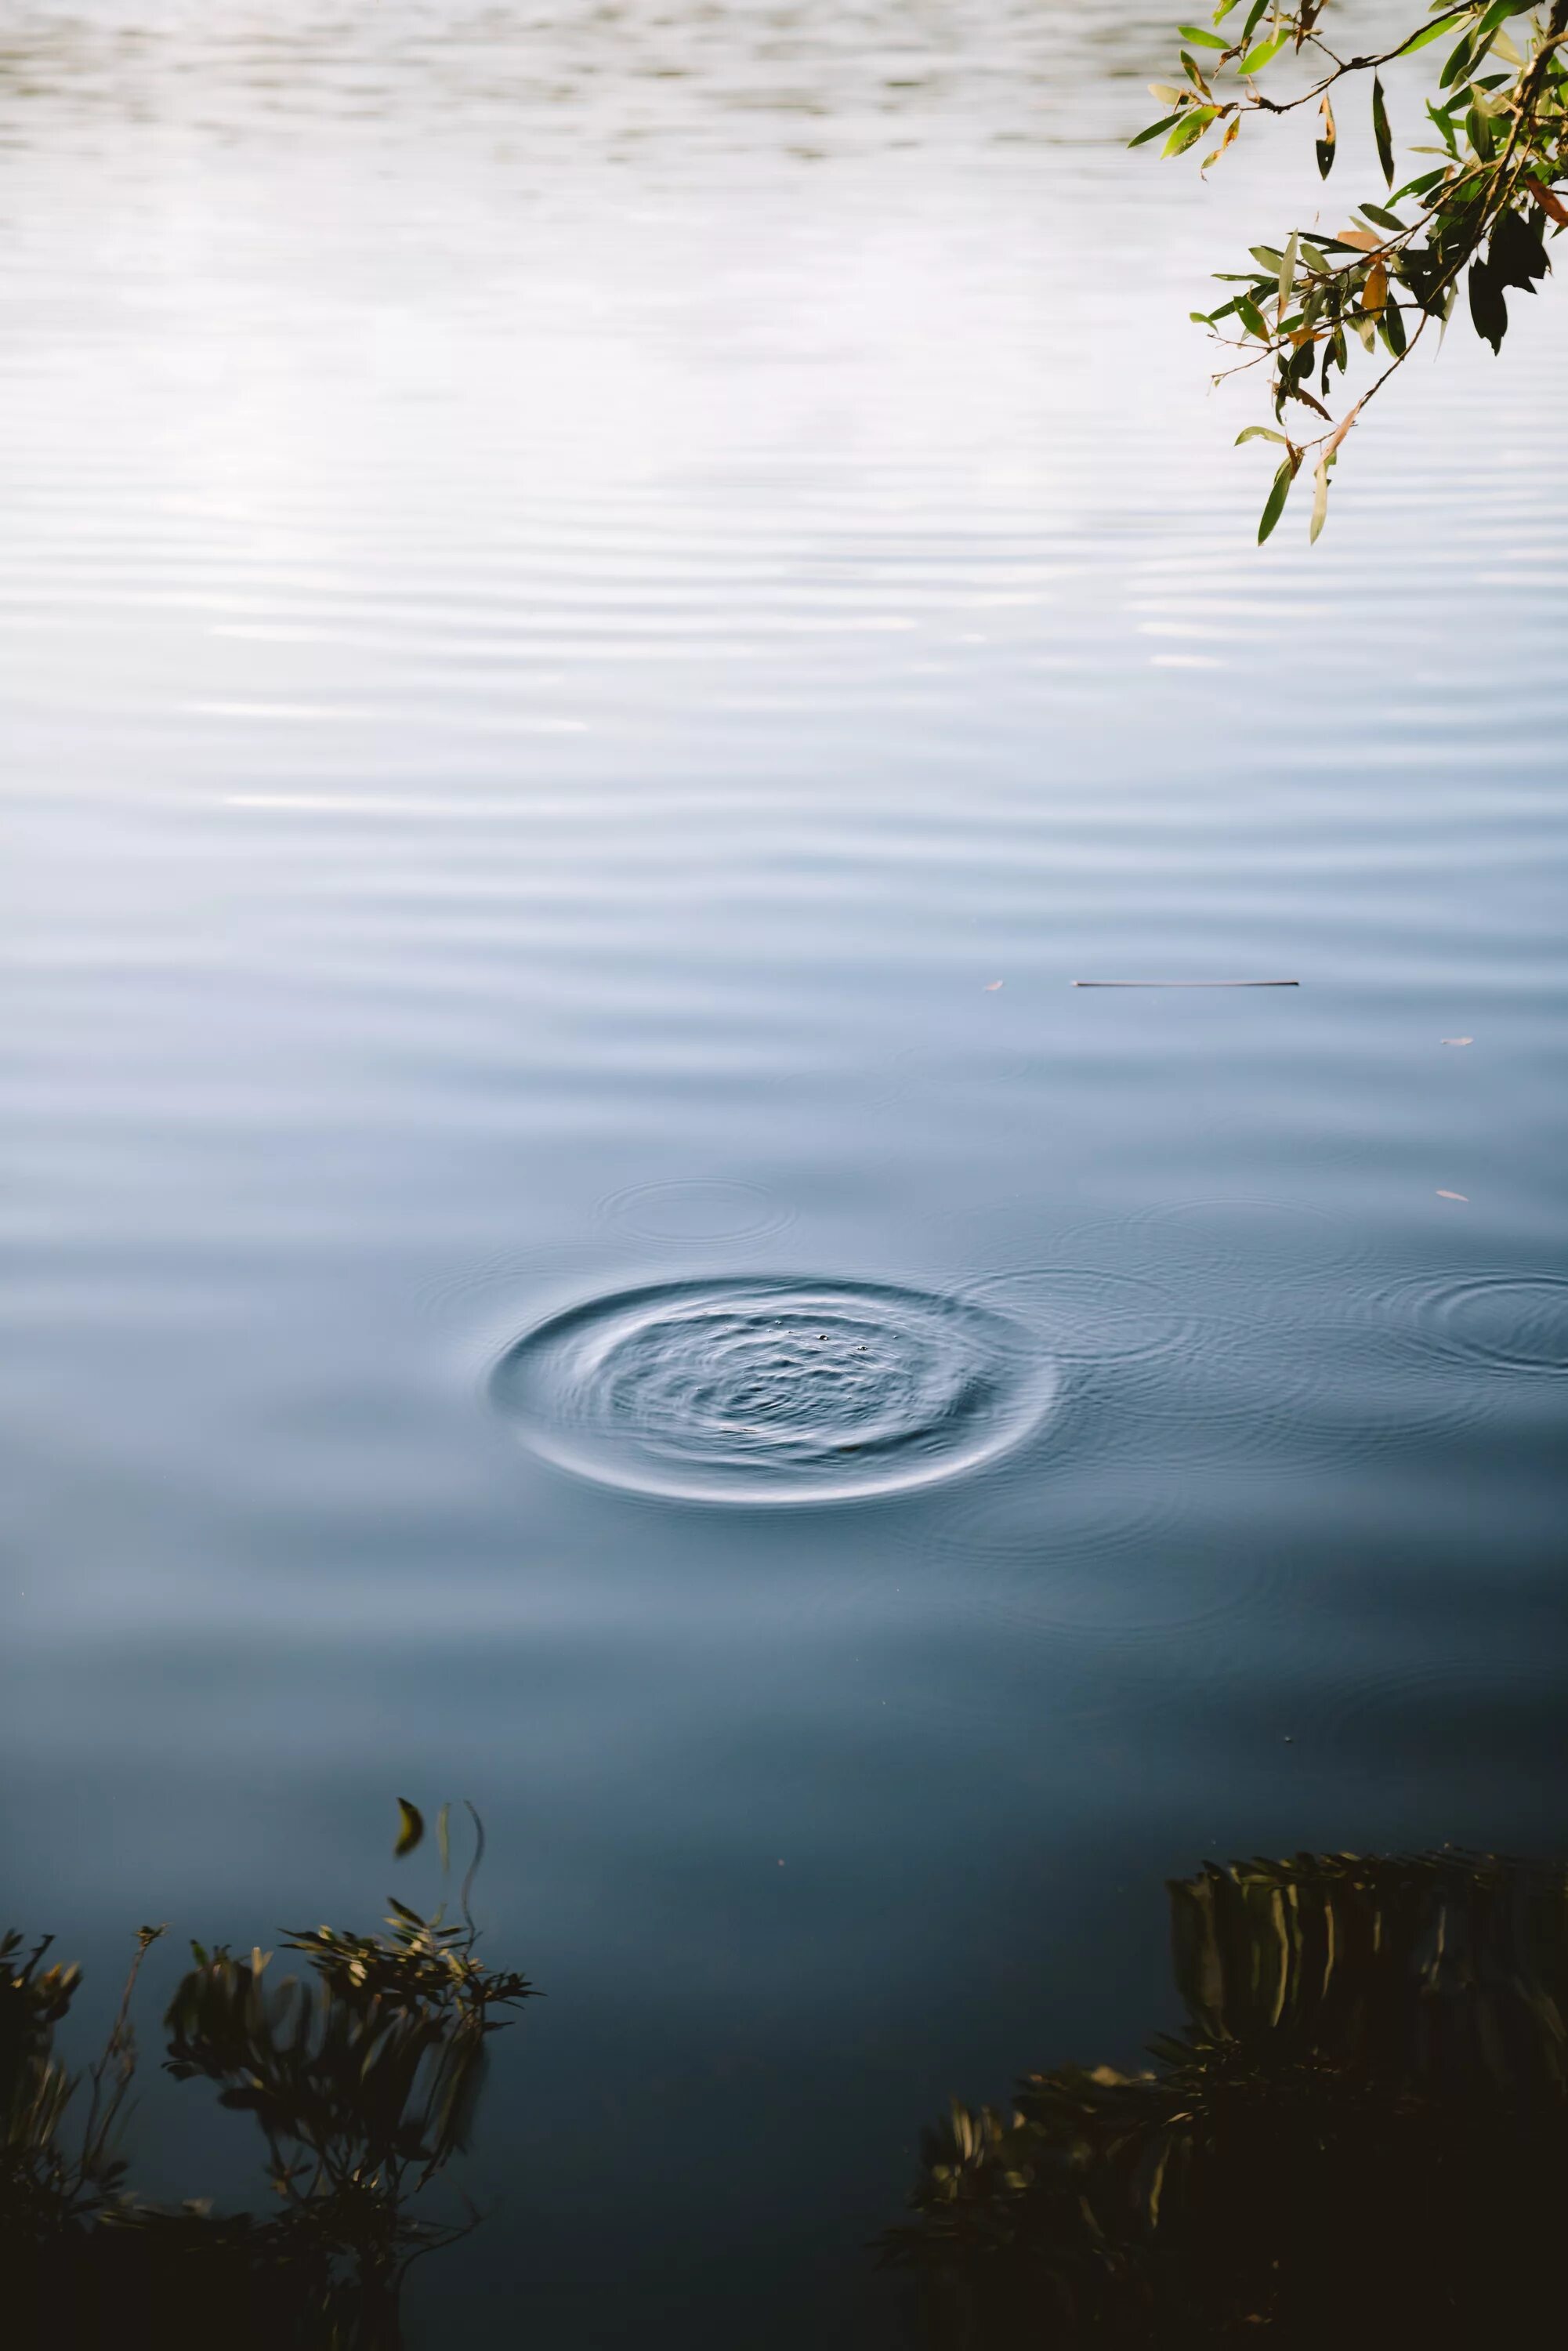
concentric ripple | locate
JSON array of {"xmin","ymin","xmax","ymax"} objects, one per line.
[
  {"xmin": 596, "ymin": 1179, "xmax": 795, "ymax": 1248},
  {"xmin": 490, "ymin": 1277, "xmax": 1059, "ymax": 1502},
  {"xmin": 1386, "ymin": 1272, "xmax": 1568, "ymax": 1378}
]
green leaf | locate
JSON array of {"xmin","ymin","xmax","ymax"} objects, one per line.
[
  {"xmin": 1177, "ymin": 24, "xmax": 1229, "ymax": 47},
  {"xmin": 1239, "ymin": 30, "xmax": 1290, "ymax": 74},
  {"xmin": 1164, "ymin": 108, "xmax": 1215, "ymax": 157},
  {"xmin": 394, "ymin": 1799, "xmax": 425, "ymax": 1859},
  {"xmin": 1236, "ymin": 426, "xmax": 1288, "ymax": 444},
  {"xmin": 1129, "ymin": 111, "xmax": 1186, "ymax": 148},
  {"xmin": 1237, "ymin": 294, "xmax": 1271, "ymax": 339},
  {"xmin": 1439, "ymin": 31, "xmax": 1476, "ymax": 88},
  {"xmin": 1372, "ymin": 75, "xmax": 1395, "ymax": 186},
  {"xmin": 1249, "ymin": 244, "xmax": 1284, "ymax": 273},
  {"xmin": 1467, "ymin": 101, "xmax": 1497, "ymax": 160},
  {"xmin": 1309, "ymin": 459, "xmax": 1330, "ymax": 544},
  {"xmin": 1361, "ymin": 202, "xmax": 1407, "ymax": 232},
  {"xmin": 1258, "ymin": 457, "xmax": 1295, "ymax": 545},
  {"xmin": 1277, "ymin": 230, "xmax": 1298, "ymax": 307}
]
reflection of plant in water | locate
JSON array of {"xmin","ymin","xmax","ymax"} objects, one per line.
[
  {"xmin": 4, "ymin": 1802, "xmax": 534, "ymax": 2350},
  {"xmin": 2, "ymin": 1920, "xmax": 166, "ymax": 2240},
  {"xmin": 885, "ymin": 1850, "xmax": 1568, "ymax": 2345}
]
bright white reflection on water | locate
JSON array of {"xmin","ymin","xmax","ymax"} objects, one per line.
[{"xmin": 2, "ymin": 4, "xmax": 1566, "ymax": 2338}]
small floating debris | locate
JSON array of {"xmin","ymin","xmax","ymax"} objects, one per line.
[
  {"xmin": 1436, "ymin": 1190, "xmax": 1469, "ymax": 1203},
  {"xmin": 1072, "ymin": 980, "xmax": 1299, "ymax": 989},
  {"xmin": 983, "ymin": 980, "xmax": 1005, "ymax": 991},
  {"xmin": 1441, "ymin": 1036, "xmax": 1474, "ymax": 1047}
]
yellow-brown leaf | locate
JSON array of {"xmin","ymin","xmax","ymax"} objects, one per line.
[{"xmin": 1526, "ymin": 176, "xmax": 1568, "ymax": 227}]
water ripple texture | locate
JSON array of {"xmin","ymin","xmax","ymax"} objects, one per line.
[
  {"xmin": 490, "ymin": 1277, "xmax": 1058, "ymax": 1503},
  {"xmin": 1368, "ymin": 1272, "xmax": 1568, "ymax": 1379}
]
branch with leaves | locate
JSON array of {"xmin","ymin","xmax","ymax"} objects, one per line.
[{"xmin": 1135, "ymin": 1, "xmax": 1568, "ymax": 540}]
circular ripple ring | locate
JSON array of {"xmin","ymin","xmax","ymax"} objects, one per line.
[{"xmin": 490, "ymin": 1277, "xmax": 1060, "ymax": 1504}]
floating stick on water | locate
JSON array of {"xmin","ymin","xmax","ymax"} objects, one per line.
[{"xmin": 1071, "ymin": 980, "xmax": 1300, "ymax": 989}]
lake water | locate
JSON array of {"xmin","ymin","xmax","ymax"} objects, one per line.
[{"xmin": 3, "ymin": 3, "xmax": 1566, "ymax": 2338}]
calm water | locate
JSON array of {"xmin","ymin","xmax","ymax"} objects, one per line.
[{"xmin": 3, "ymin": 2, "xmax": 1567, "ymax": 2338}]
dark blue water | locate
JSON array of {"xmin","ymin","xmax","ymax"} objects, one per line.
[{"xmin": 2, "ymin": 5, "xmax": 1566, "ymax": 2338}]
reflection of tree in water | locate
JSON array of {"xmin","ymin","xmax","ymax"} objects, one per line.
[
  {"xmin": 10, "ymin": 1839, "xmax": 1567, "ymax": 2346},
  {"xmin": 3, "ymin": 1804, "xmax": 533, "ymax": 2350},
  {"xmin": 885, "ymin": 1851, "xmax": 1568, "ymax": 2346}
]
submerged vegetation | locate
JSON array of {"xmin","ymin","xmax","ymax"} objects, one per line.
[
  {"xmin": 2, "ymin": 1803, "xmax": 533, "ymax": 2351},
  {"xmin": 885, "ymin": 1848, "xmax": 1568, "ymax": 2342},
  {"xmin": 1139, "ymin": 2, "xmax": 1568, "ymax": 538}
]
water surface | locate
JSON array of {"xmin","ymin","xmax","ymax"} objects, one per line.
[{"xmin": 2, "ymin": 4, "xmax": 1566, "ymax": 2338}]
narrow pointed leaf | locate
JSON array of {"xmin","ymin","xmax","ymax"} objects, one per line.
[
  {"xmin": 1309, "ymin": 459, "xmax": 1330, "ymax": 543},
  {"xmin": 1258, "ymin": 457, "xmax": 1295, "ymax": 545},
  {"xmin": 1400, "ymin": 18, "xmax": 1454, "ymax": 58},
  {"xmin": 1316, "ymin": 92, "xmax": 1337, "ymax": 179},
  {"xmin": 1164, "ymin": 109, "xmax": 1215, "ymax": 158},
  {"xmin": 1130, "ymin": 111, "xmax": 1185, "ymax": 149},
  {"xmin": 1372, "ymin": 76, "xmax": 1395, "ymax": 186},
  {"xmin": 1239, "ymin": 30, "xmax": 1290, "ymax": 74}
]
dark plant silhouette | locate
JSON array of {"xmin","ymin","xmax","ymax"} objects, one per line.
[
  {"xmin": 1, "ymin": 1919, "xmax": 166, "ymax": 2242},
  {"xmin": 3, "ymin": 1802, "xmax": 534, "ymax": 2351},
  {"xmin": 884, "ymin": 1849, "xmax": 1568, "ymax": 2345}
]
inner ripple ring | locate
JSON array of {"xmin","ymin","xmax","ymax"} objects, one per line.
[{"xmin": 489, "ymin": 1277, "xmax": 1060, "ymax": 1504}]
